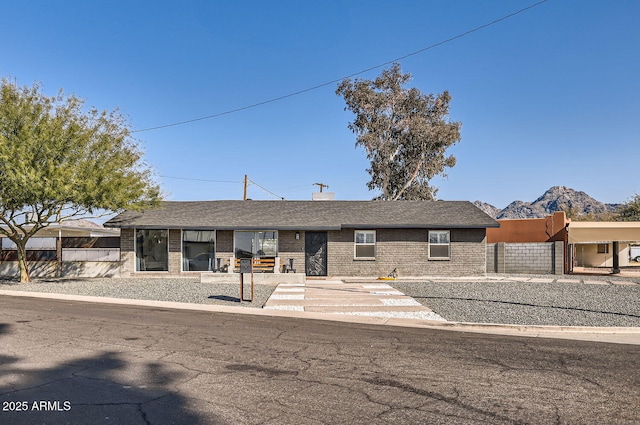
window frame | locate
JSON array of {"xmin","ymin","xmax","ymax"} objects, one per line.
[
  {"xmin": 233, "ymin": 230, "xmax": 278, "ymax": 259},
  {"xmin": 596, "ymin": 243, "xmax": 609, "ymax": 254},
  {"xmin": 182, "ymin": 230, "xmax": 216, "ymax": 272},
  {"xmin": 135, "ymin": 228, "xmax": 169, "ymax": 272},
  {"xmin": 428, "ymin": 230, "xmax": 451, "ymax": 260},
  {"xmin": 354, "ymin": 230, "xmax": 376, "ymax": 259}
]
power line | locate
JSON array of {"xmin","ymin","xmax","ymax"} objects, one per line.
[
  {"xmin": 161, "ymin": 174, "xmax": 286, "ymax": 200},
  {"xmin": 132, "ymin": 0, "xmax": 548, "ymax": 134},
  {"xmin": 247, "ymin": 178, "xmax": 285, "ymax": 200}
]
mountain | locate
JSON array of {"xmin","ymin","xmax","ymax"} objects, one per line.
[
  {"xmin": 474, "ymin": 186, "xmax": 619, "ymax": 219},
  {"xmin": 61, "ymin": 219, "xmax": 104, "ymax": 228},
  {"xmin": 472, "ymin": 201, "xmax": 501, "ymax": 218}
]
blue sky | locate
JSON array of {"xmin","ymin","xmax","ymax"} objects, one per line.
[{"xmin": 1, "ymin": 0, "xmax": 638, "ymax": 209}]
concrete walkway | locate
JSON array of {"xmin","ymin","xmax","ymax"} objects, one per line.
[{"xmin": 264, "ymin": 280, "xmax": 443, "ymax": 321}]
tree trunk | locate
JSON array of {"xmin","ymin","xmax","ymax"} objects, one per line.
[{"xmin": 15, "ymin": 240, "xmax": 31, "ymax": 283}]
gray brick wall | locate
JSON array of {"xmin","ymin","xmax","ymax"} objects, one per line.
[
  {"xmin": 328, "ymin": 228, "xmax": 486, "ymax": 277},
  {"xmin": 118, "ymin": 227, "xmax": 488, "ymax": 277},
  {"xmin": 120, "ymin": 228, "xmax": 135, "ymax": 276},
  {"xmin": 168, "ymin": 229, "xmax": 182, "ymax": 273},
  {"xmin": 277, "ymin": 230, "xmax": 305, "ymax": 273}
]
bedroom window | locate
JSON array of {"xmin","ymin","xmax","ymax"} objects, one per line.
[
  {"xmin": 355, "ymin": 230, "xmax": 376, "ymax": 258},
  {"xmin": 429, "ymin": 230, "xmax": 450, "ymax": 259}
]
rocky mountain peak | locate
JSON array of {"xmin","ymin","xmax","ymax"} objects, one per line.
[{"xmin": 475, "ymin": 186, "xmax": 618, "ymax": 219}]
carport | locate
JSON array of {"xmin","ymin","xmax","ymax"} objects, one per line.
[{"xmin": 567, "ymin": 222, "xmax": 640, "ymax": 273}]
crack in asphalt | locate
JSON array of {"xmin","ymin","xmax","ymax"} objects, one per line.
[{"xmin": 364, "ymin": 376, "xmax": 526, "ymax": 424}]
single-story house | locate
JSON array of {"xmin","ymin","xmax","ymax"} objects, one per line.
[{"xmin": 104, "ymin": 200, "xmax": 499, "ymax": 278}]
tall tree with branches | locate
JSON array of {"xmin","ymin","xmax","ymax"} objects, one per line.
[
  {"xmin": 0, "ymin": 79, "xmax": 161, "ymax": 282},
  {"xmin": 336, "ymin": 63, "xmax": 461, "ymax": 200}
]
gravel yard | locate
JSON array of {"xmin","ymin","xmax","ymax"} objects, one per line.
[
  {"xmin": 0, "ymin": 277, "xmax": 277, "ymax": 308},
  {"xmin": 390, "ymin": 278, "xmax": 640, "ymax": 327},
  {"xmin": 2, "ymin": 275, "xmax": 639, "ymax": 327}
]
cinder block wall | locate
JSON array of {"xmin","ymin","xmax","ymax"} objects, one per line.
[
  {"xmin": 486, "ymin": 243, "xmax": 497, "ymax": 273},
  {"xmin": 504, "ymin": 242, "xmax": 552, "ymax": 274},
  {"xmin": 487, "ymin": 241, "xmax": 563, "ymax": 275}
]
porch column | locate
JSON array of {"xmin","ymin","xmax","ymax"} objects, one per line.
[{"xmin": 612, "ymin": 241, "xmax": 620, "ymax": 274}]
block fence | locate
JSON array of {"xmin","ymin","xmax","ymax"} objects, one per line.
[{"xmin": 486, "ymin": 241, "xmax": 564, "ymax": 275}]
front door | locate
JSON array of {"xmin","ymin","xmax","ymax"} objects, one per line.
[{"xmin": 305, "ymin": 232, "xmax": 328, "ymax": 276}]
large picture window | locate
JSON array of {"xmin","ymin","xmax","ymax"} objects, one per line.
[
  {"xmin": 355, "ymin": 230, "xmax": 376, "ymax": 258},
  {"xmin": 234, "ymin": 231, "xmax": 277, "ymax": 258},
  {"xmin": 183, "ymin": 230, "xmax": 216, "ymax": 271},
  {"xmin": 136, "ymin": 229, "xmax": 168, "ymax": 271},
  {"xmin": 429, "ymin": 230, "xmax": 450, "ymax": 259}
]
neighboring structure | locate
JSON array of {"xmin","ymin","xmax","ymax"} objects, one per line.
[
  {"xmin": 567, "ymin": 221, "xmax": 640, "ymax": 273},
  {"xmin": 104, "ymin": 200, "xmax": 499, "ymax": 278},
  {"xmin": 0, "ymin": 223, "xmax": 121, "ymax": 278},
  {"xmin": 486, "ymin": 211, "xmax": 640, "ymax": 274},
  {"xmin": 486, "ymin": 211, "xmax": 569, "ymax": 274}
]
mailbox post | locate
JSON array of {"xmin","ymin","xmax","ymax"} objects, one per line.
[{"xmin": 239, "ymin": 258, "xmax": 254, "ymax": 302}]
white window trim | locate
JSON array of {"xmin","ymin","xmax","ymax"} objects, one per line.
[
  {"xmin": 428, "ymin": 230, "xmax": 450, "ymax": 260},
  {"xmin": 354, "ymin": 230, "xmax": 376, "ymax": 259}
]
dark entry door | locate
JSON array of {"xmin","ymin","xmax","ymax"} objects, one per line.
[{"xmin": 305, "ymin": 232, "xmax": 328, "ymax": 276}]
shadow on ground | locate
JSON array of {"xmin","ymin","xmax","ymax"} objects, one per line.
[{"xmin": 0, "ymin": 323, "xmax": 219, "ymax": 425}]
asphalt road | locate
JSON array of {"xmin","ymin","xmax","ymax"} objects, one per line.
[{"xmin": 1, "ymin": 296, "xmax": 638, "ymax": 425}]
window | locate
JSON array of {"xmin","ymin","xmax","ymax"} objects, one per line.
[
  {"xmin": 234, "ymin": 231, "xmax": 278, "ymax": 258},
  {"xmin": 136, "ymin": 229, "xmax": 168, "ymax": 271},
  {"xmin": 183, "ymin": 230, "xmax": 216, "ymax": 271},
  {"xmin": 355, "ymin": 230, "xmax": 376, "ymax": 258},
  {"xmin": 597, "ymin": 244, "xmax": 609, "ymax": 254},
  {"xmin": 429, "ymin": 230, "xmax": 450, "ymax": 259}
]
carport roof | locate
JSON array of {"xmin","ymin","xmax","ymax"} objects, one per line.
[
  {"xmin": 104, "ymin": 200, "xmax": 499, "ymax": 231},
  {"xmin": 568, "ymin": 221, "xmax": 640, "ymax": 243}
]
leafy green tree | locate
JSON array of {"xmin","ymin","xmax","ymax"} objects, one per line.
[
  {"xmin": 0, "ymin": 79, "xmax": 161, "ymax": 282},
  {"xmin": 615, "ymin": 194, "xmax": 640, "ymax": 221},
  {"xmin": 336, "ymin": 63, "xmax": 461, "ymax": 200}
]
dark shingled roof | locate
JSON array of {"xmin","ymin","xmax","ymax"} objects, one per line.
[{"xmin": 104, "ymin": 200, "xmax": 499, "ymax": 230}]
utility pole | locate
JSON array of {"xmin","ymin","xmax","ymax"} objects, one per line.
[
  {"xmin": 313, "ymin": 182, "xmax": 329, "ymax": 193},
  {"xmin": 243, "ymin": 175, "xmax": 248, "ymax": 200}
]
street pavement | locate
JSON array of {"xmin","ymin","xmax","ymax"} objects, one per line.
[{"xmin": 1, "ymin": 296, "xmax": 639, "ymax": 425}]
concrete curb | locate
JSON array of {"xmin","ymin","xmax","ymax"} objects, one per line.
[{"xmin": 2, "ymin": 289, "xmax": 639, "ymax": 345}]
